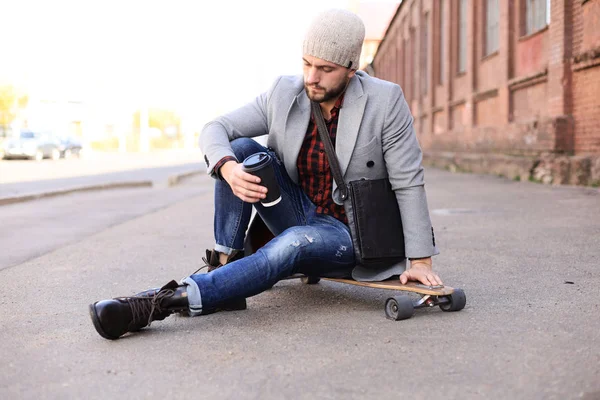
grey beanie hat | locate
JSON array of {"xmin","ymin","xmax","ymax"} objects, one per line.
[{"xmin": 303, "ymin": 9, "xmax": 365, "ymax": 70}]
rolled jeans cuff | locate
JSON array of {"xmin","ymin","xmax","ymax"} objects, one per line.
[
  {"xmin": 214, "ymin": 243, "xmax": 240, "ymax": 256},
  {"xmin": 181, "ymin": 277, "xmax": 203, "ymax": 316}
]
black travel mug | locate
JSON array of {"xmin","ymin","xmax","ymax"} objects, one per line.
[{"xmin": 242, "ymin": 152, "xmax": 282, "ymax": 207}]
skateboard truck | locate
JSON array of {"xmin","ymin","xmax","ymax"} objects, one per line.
[{"xmin": 413, "ymin": 294, "xmax": 451, "ymax": 309}]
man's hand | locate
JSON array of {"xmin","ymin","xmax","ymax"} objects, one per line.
[
  {"xmin": 399, "ymin": 257, "xmax": 443, "ymax": 287},
  {"xmin": 220, "ymin": 160, "xmax": 268, "ymax": 203}
]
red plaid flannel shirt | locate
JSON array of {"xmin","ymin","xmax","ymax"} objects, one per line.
[{"xmin": 297, "ymin": 94, "xmax": 347, "ymax": 224}]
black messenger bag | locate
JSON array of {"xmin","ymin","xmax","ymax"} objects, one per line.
[{"xmin": 311, "ymin": 102, "xmax": 406, "ymax": 268}]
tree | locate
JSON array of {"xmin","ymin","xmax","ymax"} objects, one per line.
[
  {"xmin": 132, "ymin": 108, "xmax": 181, "ymax": 138},
  {"xmin": 0, "ymin": 85, "xmax": 28, "ymax": 132}
]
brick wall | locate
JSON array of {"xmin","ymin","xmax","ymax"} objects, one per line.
[
  {"xmin": 582, "ymin": 0, "xmax": 600, "ymax": 51},
  {"xmin": 475, "ymin": 95, "xmax": 501, "ymax": 127},
  {"xmin": 511, "ymin": 82, "xmax": 549, "ymax": 122},
  {"xmin": 513, "ymin": 30, "xmax": 548, "ymax": 78},
  {"xmin": 371, "ymin": 0, "xmax": 600, "ymax": 157},
  {"xmin": 572, "ymin": 0, "xmax": 600, "ymax": 154},
  {"xmin": 573, "ymin": 66, "xmax": 600, "ymax": 154}
]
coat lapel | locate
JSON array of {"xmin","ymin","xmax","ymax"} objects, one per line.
[
  {"xmin": 337, "ymin": 76, "xmax": 367, "ymax": 177},
  {"xmin": 283, "ymin": 89, "xmax": 310, "ymax": 183},
  {"xmin": 282, "ymin": 76, "xmax": 366, "ymax": 186}
]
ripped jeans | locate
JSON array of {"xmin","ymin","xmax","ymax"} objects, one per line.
[{"xmin": 183, "ymin": 138, "xmax": 355, "ymax": 315}]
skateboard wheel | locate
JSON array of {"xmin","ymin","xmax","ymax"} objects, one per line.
[
  {"xmin": 439, "ymin": 288, "xmax": 466, "ymax": 312},
  {"xmin": 385, "ymin": 296, "xmax": 414, "ymax": 321},
  {"xmin": 300, "ymin": 276, "xmax": 321, "ymax": 285}
]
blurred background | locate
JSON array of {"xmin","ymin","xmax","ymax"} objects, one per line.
[
  {"xmin": 0, "ymin": 0, "xmax": 397, "ymax": 158},
  {"xmin": 1, "ymin": 0, "xmax": 598, "ymax": 187}
]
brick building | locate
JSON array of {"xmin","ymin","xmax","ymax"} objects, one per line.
[{"xmin": 371, "ymin": 0, "xmax": 600, "ymax": 185}]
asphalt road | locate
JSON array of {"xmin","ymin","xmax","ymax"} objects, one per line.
[
  {"xmin": 0, "ymin": 168, "xmax": 599, "ymax": 399},
  {"xmin": 0, "ymin": 175, "xmax": 210, "ymax": 271}
]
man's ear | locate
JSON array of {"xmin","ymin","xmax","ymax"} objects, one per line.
[{"xmin": 348, "ymin": 69, "xmax": 356, "ymax": 79}]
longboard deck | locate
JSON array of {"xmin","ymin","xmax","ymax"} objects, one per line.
[
  {"xmin": 285, "ymin": 274, "xmax": 454, "ymax": 296},
  {"xmin": 321, "ymin": 278, "xmax": 454, "ymax": 296}
]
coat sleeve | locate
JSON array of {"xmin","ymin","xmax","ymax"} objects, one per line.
[
  {"xmin": 381, "ymin": 83, "xmax": 439, "ymax": 259},
  {"xmin": 200, "ymin": 77, "xmax": 282, "ymax": 178}
]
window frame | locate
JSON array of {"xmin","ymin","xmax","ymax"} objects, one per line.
[
  {"xmin": 404, "ymin": 37, "xmax": 411, "ymax": 101},
  {"xmin": 421, "ymin": 12, "xmax": 430, "ymax": 95},
  {"xmin": 484, "ymin": 0, "xmax": 500, "ymax": 57},
  {"xmin": 523, "ymin": 0, "xmax": 550, "ymax": 37},
  {"xmin": 457, "ymin": 0, "xmax": 468, "ymax": 74},
  {"xmin": 438, "ymin": 0, "xmax": 447, "ymax": 85}
]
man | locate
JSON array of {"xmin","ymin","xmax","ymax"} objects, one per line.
[{"xmin": 89, "ymin": 9, "xmax": 442, "ymax": 340}]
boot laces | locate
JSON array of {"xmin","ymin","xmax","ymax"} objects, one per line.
[
  {"xmin": 189, "ymin": 255, "xmax": 220, "ymax": 275},
  {"xmin": 124, "ymin": 288, "xmax": 175, "ymax": 327}
]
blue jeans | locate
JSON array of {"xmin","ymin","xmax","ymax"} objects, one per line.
[{"xmin": 183, "ymin": 138, "xmax": 355, "ymax": 315}]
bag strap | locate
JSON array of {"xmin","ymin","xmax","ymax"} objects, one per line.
[{"xmin": 310, "ymin": 101, "xmax": 349, "ymax": 200}]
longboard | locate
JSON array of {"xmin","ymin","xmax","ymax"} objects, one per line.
[
  {"xmin": 322, "ymin": 278, "xmax": 455, "ymax": 295},
  {"xmin": 285, "ymin": 274, "xmax": 466, "ymax": 321}
]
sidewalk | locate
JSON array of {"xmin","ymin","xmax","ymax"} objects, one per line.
[{"xmin": 0, "ymin": 149, "xmax": 206, "ymax": 205}]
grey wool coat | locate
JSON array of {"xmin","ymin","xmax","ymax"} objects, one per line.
[{"xmin": 200, "ymin": 70, "xmax": 439, "ymax": 281}]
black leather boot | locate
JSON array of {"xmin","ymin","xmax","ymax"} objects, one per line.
[{"xmin": 89, "ymin": 280, "xmax": 189, "ymax": 340}]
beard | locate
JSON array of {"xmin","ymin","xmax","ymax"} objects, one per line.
[{"xmin": 305, "ymin": 76, "xmax": 349, "ymax": 103}]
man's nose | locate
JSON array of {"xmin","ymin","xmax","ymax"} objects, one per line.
[{"xmin": 306, "ymin": 67, "xmax": 320, "ymax": 84}]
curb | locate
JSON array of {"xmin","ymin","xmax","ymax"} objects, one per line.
[
  {"xmin": 0, "ymin": 169, "xmax": 204, "ymax": 206},
  {"xmin": 166, "ymin": 169, "xmax": 204, "ymax": 187},
  {"xmin": 423, "ymin": 151, "xmax": 600, "ymax": 187}
]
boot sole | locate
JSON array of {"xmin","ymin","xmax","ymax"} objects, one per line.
[{"xmin": 89, "ymin": 303, "xmax": 119, "ymax": 340}]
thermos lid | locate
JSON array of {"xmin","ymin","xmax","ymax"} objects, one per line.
[{"xmin": 242, "ymin": 152, "xmax": 271, "ymax": 170}]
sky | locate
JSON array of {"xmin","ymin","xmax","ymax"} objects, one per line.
[{"xmin": 0, "ymin": 0, "xmax": 398, "ymax": 127}]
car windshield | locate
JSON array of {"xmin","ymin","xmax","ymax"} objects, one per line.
[{"xmin": 20, "ymin": 131, "xmax": 36, "ymax": 139}]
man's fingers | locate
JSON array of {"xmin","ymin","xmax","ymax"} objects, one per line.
[
  {"xmin": 230, "ymin": 173, "xmax": 268, "ymax": 202},
  {"xmin": 425, "ymin": 274, "xmax": 443, "ymax": 287},
  {"xmin": 235, "ymin": 188, "xmax": 263, "ymax": 202},
  {"xmin": 243, "ymin": 184, "xmax": 267, "ymax": 196},
  {"xmin": 236, "ymin": 169, "xmax": 261, "ymax": 184},
  {"xmin": 400, "ymin": 271, "xmax": 431, "ymax": 286},
  {"xmin": 232, "ymin": 174, "xmax": 267, "ymax": 193},
  {"xmin": 419, "ymin": 275, "xmax": 432, "ymax": 286},
  {"xmin": 399, "ymin": 272, "xmax": 408, "ymax": 284},
  {"xmin": 400, "ymin": 267, "xmax": 445, "ymax": 287},
  {"xmin": 240, "ymin": 186, "xmax": 265, "ymax": 199},
  {"xmin": 426, "ymin": 272, "xmax": 442, "ymax": 286},
  {"xmin": 236, "ymin": 192, "xmax": 261, "ymax": 203}
]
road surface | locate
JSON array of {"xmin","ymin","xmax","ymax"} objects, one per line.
[{"xmin": 0, "ymin": 168, "xmax": 598, "ymax": 399}]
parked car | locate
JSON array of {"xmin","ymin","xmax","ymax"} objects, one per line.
[
  {"xmin": 2, "ymin": 131, "xmax": 61, "ymax": 161},
  {"xmin": 57, "ymin": 136, "xmax": 84, "ymax": 158},
  {"xmin": 0, "ymin": 127, "xmax": 11, "ymax": 160}
]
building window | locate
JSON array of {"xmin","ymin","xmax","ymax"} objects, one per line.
[
  {"xmin": 396, "ymin": 37, "xmax": 403, "ymax": 87},
  {"xmin": 458, "ymin": 0, "xmax": 468, "ymax": 74},
  {"xmin": 412, "ymin": 29, "xmax": 418, "ymax": 99},
  {"xmin": 525, "ymin": 0, "xmax": 550, "ymax": 35},
  {"xmin": 485, "ymin": 0, "xmax": 499, "ymax": 55},
  {"xmin": 404, "ymin": 38, "xmax": 410, "ymax": 101},
  {"xmin": 421, "ymin": 12, "xmax": 429, "ymax": 95},
  {"xmin": 439, "ymin": 0, "xmax": 447, "ymax": 84}
]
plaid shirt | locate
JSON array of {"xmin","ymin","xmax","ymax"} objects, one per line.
[{"xmin": 297, "ymin": 94, "xmax": 347, "ymax": 224}]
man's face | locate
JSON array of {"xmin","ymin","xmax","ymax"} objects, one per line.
[{"xmin": 303, "ymin": 55, "xmax": 356, "ymax": 103}]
